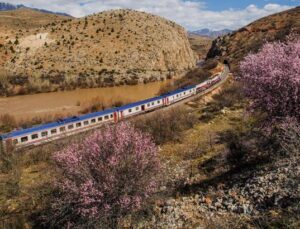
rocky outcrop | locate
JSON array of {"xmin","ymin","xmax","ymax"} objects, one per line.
[{"xmin": 207, "ymin": 7, "xmax": 300, "ymax": 72}]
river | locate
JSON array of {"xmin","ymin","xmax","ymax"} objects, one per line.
[{"xmin": 0, "ymin": 80, "xmax": 172, "ymax": 121}]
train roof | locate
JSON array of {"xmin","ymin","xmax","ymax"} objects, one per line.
[
  {"xmin": 162, "ymin": 85, "xmax": 196, "ymax": 97},
  {"xmin": 1, "ymin": 108, "xmax": 116, "ymax": 139},
  {"xmin": 117, "ymin": 95, "xmax": 165, "ymax": 110}
]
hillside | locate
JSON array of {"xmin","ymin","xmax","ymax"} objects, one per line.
[
  {"xmin": 0, "ymin": 8, "xmax": 71, "ymax": 55},
  {"xmin": 0, "ymin": 2, "xmax": 22, "ymax": 11},
  {"xmin": 0, "ymin": 2, "xmax": 71, "ymax": 16},
  {"xmin": 0, "ymin": 8, "xmax": 71, "ymax": 32},
  {"xmin": 207, "ymin": 7, "xmax": 300, "ymax": 72},
  {"xmin": 188, "ymin": 34, "xmax": 212, "ymax": 60},
  {"xmin": 0, "ymin": 9, "xmax": 197, "ymax": 96},
  {"xmin": 190, "ymin": 29, "xmax": 232, "ymax": 38}
]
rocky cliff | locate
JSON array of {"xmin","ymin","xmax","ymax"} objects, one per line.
[{"xmin": 207, "ymin": 7, "xmax": 300, "ymax": 72}]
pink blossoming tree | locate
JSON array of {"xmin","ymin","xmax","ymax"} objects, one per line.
[
  {"xmin": 50, "ymin": 122, "xmax": 160, "ymax": 227},
  {"xmin": 239, "ymin": 37, "xmax": 300, "ymax": 123}
]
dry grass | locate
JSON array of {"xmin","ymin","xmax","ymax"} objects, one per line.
[
  {"xmin": 133, "ymin": 107, "xmax": 198, "ymax": 145},
  {"xmin": 79, "ymin": 96, "xmax": 132, "ymax": 114}
]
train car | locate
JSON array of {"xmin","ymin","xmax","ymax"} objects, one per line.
[
  {"xmin": 210, "ymin": 74, "xmax": 222, "ymax": 84},
  {"xmin": 196, "ymin": 74, "xmax": 222, "ymax": 92},
  {"xmin": 164, "ymin": 85, "xmax": 196, "ymax": 104},
  {"xmin": 196, "ymin": 81, "xmax": 209, "ymax": 92},
  {"xmin": 0, "ymin": 108, "xmax": 117, "ymax": 149},
  {"xmin": 116, "ymin": 96, "xmax": 165, "ymax": 121}
]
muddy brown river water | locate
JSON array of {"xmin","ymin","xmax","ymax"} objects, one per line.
[{"xmin": 0, "ymin": 80, "xmax": 173, "ymax": 121}]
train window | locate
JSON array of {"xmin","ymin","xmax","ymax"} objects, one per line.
[
  {"xmin": 76, "ymin": 122, "xmax": 82, "ymax": 127},
  {"xmin": 97, "ymin": 117, "xmax": 102, "ymax": 122},
  {"xmin": 104, "ymin": 115, "xmax": 109, "ymax": 120},
  {"xmin": 110, "ymin": 114, "xmax": 113, "ymax": 118},
  {"xmin": 51, "ymin": 129, "xmax": 57, "ymax": 134},
  {"xmin": 60, "ymin": 127, "xmax": 66, "ymax": 132},
  {"xmin": 136, "ymin": 107, "xmax": 139, "ymax": 111},
  {"xmin": 21, "ymin": 136, "xmax": 28, "ymax": 142},
  {"xmin": 151, "ymin": 102, "xmax": 154, "ymax": 105},
  {"xmin": 13, "ymin": 139, "xmax": 18, "ymax": 144},
  {"xmin": 42, "ymin": 131, "xmax": 48, "ymax": 137},
  {"xmin": 157, "ymin": 100, "xmax": 160, "ymax": 104},
  {"xmin": 129, "ymin": 109, "xmax": 132, "ymax": 113},
  {"xmin": 31, "ymin": 134, "xmax": 38, "ymax": 140},
  {"xmin": 84, "ymin": 120, "xmax": 89, "ymax": 125},
  {"xmin": 184, "ymin": 92, "xmax": 186, "ymax": 95},
  {"xmin": 91, "ymin": 119, "xmax": 96, "ymax": 123},
  {"xmin": 147, "ymin": 103, "xmax": 150, "ymax": 107},
  {"xmin": 68, "ymin": 125, "xmax": 74, "ymax": 130},
  {"xmin": 177, "ymin": 95, "xmax": 179, "ymax": 97}
]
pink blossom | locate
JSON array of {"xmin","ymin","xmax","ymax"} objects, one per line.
[
  {"xmin": 50, "ymin": 122, "xmax": 160, "ymax": 226},
  {"xmin": 239, "ymin": 36, "xmax": 300, "ymax": 123}
]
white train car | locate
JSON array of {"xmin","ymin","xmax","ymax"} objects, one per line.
[
  {"xmin": 116, "ymin": 96, "xmax": 165, "ymax": 120},
  {"xmin": 164, "ymin": 85, "xmax": 197, "ymax": 105},
  {"xmin": 0, "ymin": 108, "xmax": 117, "ymax": 149}
]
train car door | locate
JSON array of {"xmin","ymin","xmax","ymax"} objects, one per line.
[
  {"xmin": 113, "ymin": 112, "xmax": 118, "ymax": 123},
  {"xmin": 141, "ymin": 105, "xmax": 145, "ymax": 111}
]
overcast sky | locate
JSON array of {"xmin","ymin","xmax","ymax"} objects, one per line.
[{"xmin": 7, "ymin": 0, "xmax": 300, "ymax": 30}]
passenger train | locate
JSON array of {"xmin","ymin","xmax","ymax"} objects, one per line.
[{"xmin": 0, "ymin": 66, "xmax": 228, "ymax": 151}]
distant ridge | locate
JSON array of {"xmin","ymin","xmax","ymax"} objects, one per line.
[
  {"xmin": 189, "ymin": 28, "xmax": 233, "ymax": 38},
  {"xmin": 207, "ymin": 7, "xmax": 300, "ymax": 72},
  {"xmin": 0, "ymin": 2, "xmax": 72, "ymax": 17}
]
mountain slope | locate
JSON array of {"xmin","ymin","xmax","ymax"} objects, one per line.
[
  {"xmin": 207, "ymin": 7, "xmax": 300, "ymax": 72},
  {"xmin": 0, "ymin": 9, "xmax": 197, "ymax": 96},
  {"xmin": 0, "ymin": 2, "xmax": 71, "ymax": 17},
  {"xmin": 0, "ymin": 2, "xmax": 23, "ymax": 11},
  {"xmin": 190, "ymin": 29, "xmax": 232, "ymax": 38},
  {"xmin": 0, "ymin": 8, "xmax": 71, "ymax": 31},
  {"xmin": 188, "ymin": 34, "xmax": 212, "ymax": 59}
]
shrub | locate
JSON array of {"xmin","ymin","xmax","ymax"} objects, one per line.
[
  {"xmin": 199, "ymin": 83, "xmax": 244, "ymax": 122},
  {"xmin": 239, "ymin": 36, "xmax": 300, "ymax": 123},
  {"xmin": 9, "ymin": 46, "xmax": 15, "ymax": 53},
  {"xmin": 0, "ymin": 114, "xmax": 16, "ymax": 133},
  {"xmin": 48, "ymin": 123, "xmax": 160, "ymax": 228},
  {"xmin": 133, "ymin": 108, "xmax": 197, "ymax": 144},
  {"xmin": 268, "ymin": 118, "xmax": 300, "ymax": 157}
]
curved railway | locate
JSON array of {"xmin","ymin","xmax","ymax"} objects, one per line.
[{"xmin": 0, "ymin": 65, "xmax": 230, "ymax": 152}]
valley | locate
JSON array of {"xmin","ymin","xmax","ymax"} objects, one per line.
[{"xmin": 0, "ymin": 2, "xmax": 299, "ymax": 229}]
